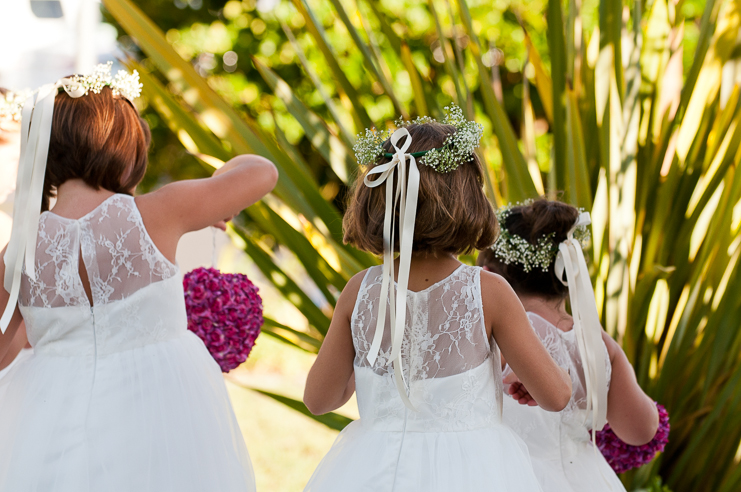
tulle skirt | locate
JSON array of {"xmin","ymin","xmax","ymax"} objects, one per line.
[
  {"xmin": 0, "ymin": 332, "xmax": 255, "ymax": 492},
  {"xmin": 531, "ymin": 442, "xmax": 627, "ymax": 492},
  {"xmin": 304, "ymin": 419, "xmax": 544, "ymax": 492}
]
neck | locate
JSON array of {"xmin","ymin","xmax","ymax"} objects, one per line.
[
  {"xmin": 404, "ymin": 251, "xmax": 459, "ymax": 267},
  {"xmin": 53, "ymin": 179, "xmax": 117, "ymax": 211},
  {"xmin": 518, "ymin": 293, "xmax": 573, "ymax": 332},
  {"xmin": 393, "ymin": 251, "xmax": 460, "ymax": 275}
]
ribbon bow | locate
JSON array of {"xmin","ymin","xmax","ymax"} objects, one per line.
[
  {"xmin": 1, "ymin": 78, "xmax": 78, "ymax": 333},
  {"xmin": 363, "ymin": 128, "xmax": 420, "ymax": 410},
  {"xmin": 554, "ymin": 212, "xmax": 608, "ymax": 441}
]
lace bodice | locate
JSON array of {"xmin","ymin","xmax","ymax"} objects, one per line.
[
  {"xmin": 20, "ymin": 194, "xmax": 176, "ymax": 309},
  {"xmin": 351, "ymin": 264, "xmax": 503, "ymax": 432},
  {"xmin": 18, "ymin": 194, "xmax": 186, "ymax": 357},
  {"xmin": 502, "ymin": 312, "xmax": 613, "ymax": 457}
]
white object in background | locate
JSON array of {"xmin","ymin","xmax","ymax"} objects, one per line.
[{"xmin": 0, "ymin": 0, "xmax": 117, "ymax": 89}]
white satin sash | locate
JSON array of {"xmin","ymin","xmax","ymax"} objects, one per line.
[
  {"xmin": 1, "ymin": 78, "xmax": 78, "ymax": 333},
  {"xmin": 554, "ymin": 212, "xmax": 609, "ymax": 441},
  {"xmin": 363, "ymin": 128, "xmax": 420, "ymax": 410}
]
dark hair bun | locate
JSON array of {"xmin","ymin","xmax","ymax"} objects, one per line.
[{"xmin": 477, "ymin": 199, "xmax": 579, "ymax": 299}]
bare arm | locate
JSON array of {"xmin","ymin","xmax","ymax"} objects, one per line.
[
  {"xmin": 482, "ymin": 271, "xmax": 572, "ymax": 412},
  {"xmin": 603, "ymin": 331, "xmax": 659, "ymax": 445},
  {"xmin": 0, "ymin": 245, "xmax": 23, "ymax": 363},
  {"xmin": 303, "ymin": 271, "xmax": 363, "ymax": 415},
  {"xmin": 135, "ymin": 154, "xmax": 279, "ymax": 262}
]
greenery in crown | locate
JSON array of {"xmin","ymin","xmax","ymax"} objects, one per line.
[
  {"xmin": 492, "ymin": 201, "xmax": 591, "ymax": 273},
  {"xmin": 353, "ymin": 104, "xmax": 483, "ymax": 173}
]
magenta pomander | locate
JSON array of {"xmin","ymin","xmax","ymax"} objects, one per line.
[
  {"xmin": 183, "ymin": 267, "xmax": 263, "ymax": 372},
  {"xmin": 595, "ymin": 402, "xmax": 670, "ymax": 474}
]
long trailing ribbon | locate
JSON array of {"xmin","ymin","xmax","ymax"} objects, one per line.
[
  {"xmin": 554, "ymin": 212, "xmax": 608, "ymax": 443},
  {"xmin": 1, "ymin": 78, "xmax": 79, "ymax": 333},
  {"xmin": 363, "ymin": 128, "xmax": 420, "ymax": 410}
]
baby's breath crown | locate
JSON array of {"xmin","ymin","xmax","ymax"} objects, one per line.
[
  {"xmin": 0, "ymin": 90, "xmax": 29, "ymax": 122},
  {"xmin": 353, "ymin": 104, "xmax": 483, "ymax": 173},
  {"xmin": 63, "ymin": 62, "xmax": 142, "ymax": 101},
  {"xmin": 491, "ymin": 200, "xmax": 591, "ymax": 272}
]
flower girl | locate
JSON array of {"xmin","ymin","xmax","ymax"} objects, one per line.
[
  {"xmin": 0, "ymin": 64, "xmax": 278, "ymax": 491},
  {"xmin": 478, "ymin": 199, "xmax": 660, "ymax": 492},
  {"xmin": 303, "ymin": 107, "xmax": 572, "ymax": 492},
  {"xmin": 0, "ymin": 88, "xmax": 33, "ymax": 381}
]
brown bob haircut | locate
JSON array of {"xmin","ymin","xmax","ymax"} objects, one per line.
[
  {"xmin": 343, "ymin": 122, "xmax": 498, "ymax": 256},
  {"xmin": 42, "ymin": 86, "xmax": 151, "ymax": 211},
  {"xmin": 477, "ymin": 199, "xmax": 579, "ymax": 299}
]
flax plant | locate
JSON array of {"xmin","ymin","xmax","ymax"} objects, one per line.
[{"xmin": 102, "ymin": 0, "xmax": 741, "ymax": 489}]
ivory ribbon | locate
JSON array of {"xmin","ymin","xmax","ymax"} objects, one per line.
[
  {"xmin": 554, "ymin": 212, "xmax": 608, "ymax": 441},
  {"xmin": 1, "ymin": 78, "xmax": 77, "ymax": 333},
  {"xmin": 363, "ymin": 128, "xmax": 420, "ymax": 410}
]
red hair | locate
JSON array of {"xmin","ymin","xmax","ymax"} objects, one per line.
[{"xmin": 42, "ymin": 86, "xmax": 151, "ymax": 211}]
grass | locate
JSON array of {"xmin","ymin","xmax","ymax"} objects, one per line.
[{"xmin": 225, "ymin": 336, "xmax": 358, "ymax": 492}]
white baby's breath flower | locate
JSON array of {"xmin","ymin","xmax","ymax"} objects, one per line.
[
  {"xmin": 353, "ymin": 104, "xmax": 482, "ymax": 173},
  {"xmin": 491, "ymin": 201, "xmax": 591, "ymax": 271},
  {"xmin": 64, "ymin": 62, "xmax": 142, "ymax": 102},
  {"xmin": 0, "ymin": 89, "xmax": 31, "ymax": 122}
]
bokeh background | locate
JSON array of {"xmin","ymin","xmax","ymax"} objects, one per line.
[{"xmin": 1, "ymin": 0, "xmax": 741, "ymax": 491}]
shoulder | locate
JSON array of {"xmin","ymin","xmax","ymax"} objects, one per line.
[
  {"xmin": 479, "ymin": 268, "xmax": 519, "ymax": 301},
  {"xmin": 600, "ymin": 330, "xmax": 620, "ymax": 363},
  {"xmin": 343, "ymin": 269, "xmax": 372, "ymax": 298},
  {"xmin": 335, "ymin": 268, "xmax": 374, "ymax": 319}
]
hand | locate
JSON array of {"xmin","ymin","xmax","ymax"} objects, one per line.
[
  {"xmin": 212, "ymin": 214, "xmax": 236, "ymax": 231},
  {"xmin": 504, "ymin": 371, "xmax": 539, "ymax": 407}
]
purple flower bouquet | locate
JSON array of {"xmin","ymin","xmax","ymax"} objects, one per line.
[
  {"xmin": 183, "ymin": 267, "xmax": 263, "ymax": 372},
  {"xmin": 595, "ymin": 402, "xmax": 670, "ymax": 473}
]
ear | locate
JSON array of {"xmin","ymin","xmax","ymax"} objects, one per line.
[{"xmin": 482, "ymin": 265, "xmax": 490, "ymax": 272}]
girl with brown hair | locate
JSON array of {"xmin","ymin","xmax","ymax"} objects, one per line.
[
  {"xmin": 478, "ymin": 199, "xmax": 660, "ymax": 492},
  {"xmin": 0, "ymin": 64, "xmax": 277, "ymax": 491},
  {"xmin": 303, "ymin": 107, "xmax": 571, "ymax": 492}
]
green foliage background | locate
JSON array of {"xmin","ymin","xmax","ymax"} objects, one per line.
[{"xmin": 101, "ymin": 0, "xmax": 741, "ymax": 490}]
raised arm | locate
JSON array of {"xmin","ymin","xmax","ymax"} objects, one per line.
[
  {"xmin": 481, "ymin": 271, "xmax": 572, "ymax": 412},
  {"xmin": 135, "ymin": 154, "xmax": 278, "ymax": 262},
  {"xmin": 602, "ymin": 331, "xmax": 659, "ymax": 445},
  {"xmin": 0, "ymin": 245, "xmax": 23, "ymax": 363},
  {"xmin": 303, "ymin": 271, "xmax": 363, "ymax": 415}
]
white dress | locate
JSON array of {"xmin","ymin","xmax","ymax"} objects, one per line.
[
  {"xmin": 502, "ymin": 312, "xmax": 625, "ymax": 492},
  {"xmin": 305, "ymin": 264, "xmax": 543, "ymax": 492},
  {"xmin": 0, "ymin": 194, "xmax": 255, "ymax": 492}
]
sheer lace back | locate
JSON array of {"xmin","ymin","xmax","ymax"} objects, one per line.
[
  {"xmin": 351, "ymin": 264, "xmax": 503, "ymax": 431},
  {"xmin": 519, "ymin": 313, "xmax": 612, "ymax": 433},
  {"xmin": 18, "ymin": 194, "xmax": 184, "ymax": 357},
  {"xmin": 353, "ymin": 264, "xmax": 491, "ymax": 379},
  {"xmin": 19, "ymin": 194, "xmax": 177, "ymax": 308}
]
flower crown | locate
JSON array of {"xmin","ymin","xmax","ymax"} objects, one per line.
[
  {"xmin": 353, "ymin": 104, "xmax": 483, "ymax": 173},
  {"xmin": 0, "ymin": 90, "xmax": 29, "ymax": 122},
  {"xmin": 491, "ymin": 200, "xmax": 591, "ymax": 272},
  {"xmin": 63, "ymin": 62, "xmax": 142, "ymax": 101}
]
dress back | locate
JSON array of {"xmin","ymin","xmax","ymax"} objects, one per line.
[
  {"xmin": 18, "ymin": 194, "xmax": 184, "ymax": 357},
  {"xmin": 351, "ymin": 264, "xmax": 503, "ymax": 432}
]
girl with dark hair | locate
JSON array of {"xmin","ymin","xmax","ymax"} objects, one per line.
[
  {"xmin": 0, "ymin": 64, "xmax": 278, "ymax": 491},
  {"xmin": 478, "ymin": 199, "xmax": 659, "ymax": 492},
  {"xmin": 303, "ymin": 107, "xmax": 572, "ymax": 492}
]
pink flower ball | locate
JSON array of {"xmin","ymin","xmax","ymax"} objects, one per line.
[
  {"xmin": 595, "ymin": 402, "xmax": 670, "ymax": 474},
  {"xmin": 183, "ymin": 267, "xmax": 263, "ymax": 372}
]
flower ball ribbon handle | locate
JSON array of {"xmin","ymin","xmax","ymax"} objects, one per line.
[
  {"xmin": 1, "ymin": 78, "xmax": 77, "ymax": 333},
  {"xmin": 554, "ymin": 212, "xmax": 608, "ymax": 442},
  {"xmin": 362, "ymin": 127, "xmax": 419, "ymax": 411}
]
